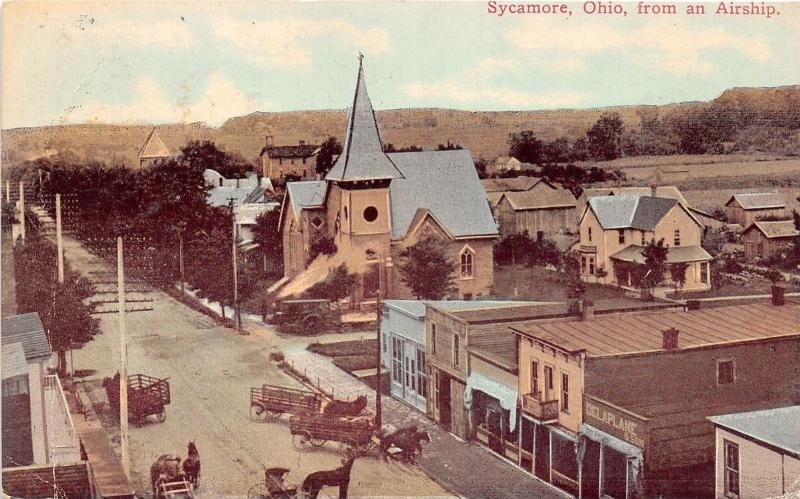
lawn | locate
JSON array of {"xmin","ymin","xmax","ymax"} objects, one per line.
[{"xmin": 493, "ymin": 264, "xmax": 624, "ymax": 302}]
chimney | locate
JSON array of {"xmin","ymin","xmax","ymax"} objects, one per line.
[
  {"xmin": 662, "ymin": 328, "xmax": 679, "ymax": 350},
  {"xmin": 266, "ymin": 135, "xmax": 274, "ymax": 147},
  {"xmin": 580, "ymin": 299, "xmax": 594, "ymax": 321},
  {"xmin": 650, "ymin": 185, "xmax": 657, "ymax": 197},
  {"xmin": 772, "ymin": 281, "xmax": 786, "ymax": 306},
  {"xmin": 299, "ymin": 140, "xmax": 306, "ymax": 146}
]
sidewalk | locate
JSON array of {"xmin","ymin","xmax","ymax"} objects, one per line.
[{"xmin": 279, "ymin": 346, "xmax": 567, "ymax": 499}]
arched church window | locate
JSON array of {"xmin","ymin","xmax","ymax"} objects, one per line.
[
  {"xmin": 460, "ymin": 246, "xmax": 474, "ymax": 278},
  {"xmin": 363, "ymin": 206, "xmax": 378, "ymax": 222}
]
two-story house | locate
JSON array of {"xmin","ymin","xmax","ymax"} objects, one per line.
[
  {"xmin": 483, "ymin": 177, "xmax": 577, "ymax": 239},
  {"xmin": 724, "ymin": 192, "xmax": 786, "ymax": 228},
  {"xmin": 511, "ymin": 293, "xmax": 800, "ymax": 498},
  {"xmin": 578, "ymin": 195, "xmax": 712, "ymax": 291},
  {"xmin": 259, "ymin": 136, "xmax": 321, "ymax": 181}
]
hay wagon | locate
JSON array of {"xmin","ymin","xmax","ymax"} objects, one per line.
[
  {"xmin": 104, "ymin": 373, "xmax": 171, "ymax": 424},
  {"xmin": 289, "ymin": 412, "xmax": 374, "ymax": 455},
  {"xmin": 249, "ymin": 384, "xmax": 322, "ymax": 422}
]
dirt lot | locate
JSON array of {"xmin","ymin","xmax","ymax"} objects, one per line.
[
  {"xmin": 61, "ymin": 236, "xmax": 449, "ymax": 498},
  {"xmin": 493, "ymin": 264, "xmax": 624, "ymax": 302}
]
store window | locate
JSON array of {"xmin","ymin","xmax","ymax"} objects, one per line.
[
  {"xmin": 453, "ymin": 334, "xmax": 460, "ymax": 367},
  {"xmin": 416, "ymin": 349, "xmax": 426, "ymax": 397},
  {"xmin": 718, "ymin": 359, "xmax": 736, "ymax": 385},
  {"xmin": 392, "ymin": 338, "xmax": 402, "ymax": 383},
  {"xmin": 551, "ymin": 433, "xmax": 579, "ymax": 495}
]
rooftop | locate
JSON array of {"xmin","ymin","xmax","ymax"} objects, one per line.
[
  {"xmin": 385, "ymin": 299, "xmax": 539, "ymax": 320},
  {"xmin": 726, "ymin": 192, "xmax": 785, "ymax": 210},
  {"xmin": 2, "ymin": 342, "xmax": 29, "ymax": 379},
  {"xmin": 260, "ymin": 143, "xmax": 320, "ymax": 159},
  {"xmin": 1, "ymin": 312, "xmax": 51, "ymax": 362},
  {"xmin": 482, "ymin": 177, "xmax": 544, "ymax": 193},
  {"xmin": 709, "ymin": 405, "xmax": 800, "ymax": 458},
  {"xmin": 582, "ymin": 186, "xmax": 688, "ymax": 207},
  {"xmin": 499, "ymin": 187, "xmax": 576, "ymax": 211},
  {"xmin": 510, "ymin": 300, "xmax": 800, "ymax": 358},
  {"xmin": 610, "ymin": 244, "xmax": 713, "ymax": 264},
  {"xmin": 587, "ymin": 195, "xmax": 682, "ymax": 231},
  {"xmin": 743, "ymin": 220, "xmax": 800, "ymax": 239}
]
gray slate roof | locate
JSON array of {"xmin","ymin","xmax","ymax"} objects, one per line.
[
  {"xmin": 2, "ymin": 342, "xmax": 29, "ymax": 379},
  {"xmin": 743, "ymin": 220, "xmax": 800, "ymax": 239},
  {"xmin": 709, "ymin": 405, "xmax": 800, "ymax": 458},
  {"xmin": 325, "ymin": 61, "xmax": 403, "ymax": 182},
  {"xmin": 1, "ymin": 313, "xmax": 51, "ymax": 362},
  {"xmin": 726, "ymin": 192, "xmax": 785, "ymax": 210},
  {"xmin": 582, "ymin": 186, "xmax": 688, "ymax": 207},
  {"xmin": 207, "ymin": 186, "xmax": 258, "ymax": 208},
  {"xmin": 386, "ymin": 150, "xmax": 498, "ymax": 239},
  {"xmin": 588, "ymin": 195, "xmax": 678, "ymax": 230},
  {"xmin": 285, "ymin": 180, "xmax": 327, "ymax": 217}
]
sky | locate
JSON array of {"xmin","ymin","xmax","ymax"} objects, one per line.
[{"xmin": 2, "ymin": 1, "xmax": 799, "ymax": 129}]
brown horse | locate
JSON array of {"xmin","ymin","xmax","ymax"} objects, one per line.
[
  {"xmin": 182, "ymin": 441, "xmax": 200, "ymax": 488},
  {"xmin": 322, "ymin": 395, "xmax": 368, "ymax": 417},
  {"xmin": 301, "ymin": 456, "xmax": 356, "ymax": 499}
]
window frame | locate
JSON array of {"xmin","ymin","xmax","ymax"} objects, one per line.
[
  {"xmin": 452, "ymin": 334, "xmax": 460, "ymax": 367},
  {"xmin": 560, "ymin": 372, "xmax": 570, "ymax": 413},
  {"xmin": 530, "ymin": 360, "xmax": 539, "ymax": 395},
  {"xmin": 416, "ymin": 349, "xmax": 427, "ymax": 397},
  {"xmin": 431, "ymin": 323, "xmax": 436, "ymax": 355},
  {"xmin": 717, "ymin": 359, "xmax": 736, "ymax": 386},
  {"xmin": 673, "ymin": 229, "xmax": 681, "ymax": 247},
  {"xmin": 723, "ymin": 439, "xmax": 740, "ymax": 498},
  {"xmin": 460, "ymin": 246, "xmax": 475, "ymax": 279},
  {"xmin": 588, "ymin": 226, "xmax": 592, "ymax": 242},
  {"xmin": 618, "ymin": 229, "xmax": 625, "ymax": 244}
]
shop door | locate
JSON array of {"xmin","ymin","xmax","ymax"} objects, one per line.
[
  {"xmin": 581, "ymin": 439, "xmax": 601, "ymax": 499},
  {"xmin": 534, "ymin": 424, "xmax": 550, "ymax": 481},
  {"xmin": 437, "ymin": 372, "xmax": 452, "ymax": 429},
  {"xmin": 486, "ymin": 408, "xmax": 503, "ymax": 454},
  {"xmin": 403, "ymin": 343, "xmax": 416, "ymax": 400},
  {"xmin": 602, "ymin": 447, "xmax": 627, "ymax": 499}
]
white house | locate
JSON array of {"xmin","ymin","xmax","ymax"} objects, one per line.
[{"xmin": 709, "ymin": 406, "xmax": 800, "ymax": 499}]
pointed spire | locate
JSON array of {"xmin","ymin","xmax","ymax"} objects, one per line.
[{"xmin": 325, "ymin": 56, "xmax": 403, "ymax": 182}]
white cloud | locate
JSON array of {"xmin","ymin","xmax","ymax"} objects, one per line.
[
  {"xmin": 81, "ymin": 17, "xmax": 194, "ymax": 49},
  {"xmin": 504, "ymin": 18, "xmax": 771, "ymax": 75},
  {"xmin": 403, "ymin": 80, "xmax": 587, "ymax": 108},
  {"xmin": 464, "ymin": 57, "xmax": 517, "ymax": 78},
  {"xmin": 65, "ymin": 72, "xmax": 265, "ymax": 125},
  {"xmin": 211, "ymin": 17, "xmax": 389, "ymax": 70},
  {"xmin": 546, "ymin": 58, "xmax": 586, "ymax": 73}
]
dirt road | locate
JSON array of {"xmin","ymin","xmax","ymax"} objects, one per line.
[{"xmin": 62, "ymin": 237, "xmax": 449, "ymax": 498}]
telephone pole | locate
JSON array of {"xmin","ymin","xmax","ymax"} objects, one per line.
[
  {"xmin": 117, "ymin": 237, "xmax": 130, "ymax": 479},
  {"xmin": 18, "ymin": 181, "xmax": 25, "ymax": 241},
  {"xmin": 56, "ymin": 194, "xmax": 65, "ymax": 283},
  {"xmin": 179, "ymin": 236, "xmax": 185, "ymax": 295},
  {"xmin": 227, "ymin": 198, "xmax": 241, "ymax": 330},
  {"xmin": 375, "ymin": 254, "xmax": 384, "ymax": 433}
]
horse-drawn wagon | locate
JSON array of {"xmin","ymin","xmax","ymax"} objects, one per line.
[
  {"xmin": 249, "ymin": 384, "xmax": 322, "ymax": 421},
  {"xmin": 103, "ymin": 372, "xmax": 171, "ymax": 424},
  {"xmin": 289, "ymin": 412, "xmax": 374, "ymax": 454}
]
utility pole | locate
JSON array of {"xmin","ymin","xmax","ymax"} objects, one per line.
[
  {"xmin": 179, "ymin": 236, "xmax": 185, "ymax": 295},
  {"xmin": 375, "ymin": 254, "xmax": 384, "ymax": 433},
  {"xmin": 19, "ymin": 181, "xmax": 25, "ymax": 241},
  {"xmin": 228, "ymin": 198, "xmax": 241, "ymax": 330},
  {"xmin": 117, "ymin": 237, "xmax": 130, "ymax": 479},
  {"xmin": 56, "ymin": 194, "xmax": 65, "ymax": 283},
  {"xmin": 5, "ymin": 180, "xmax": 10, "ymax": 202}
]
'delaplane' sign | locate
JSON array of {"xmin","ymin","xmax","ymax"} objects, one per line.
[{"xmin": 583, "ymin": 397, "xmax": 649, "ymax": 448}]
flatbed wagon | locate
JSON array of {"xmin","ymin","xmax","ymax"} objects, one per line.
[
  {"xmin": 289, "ymin": 412, "xmax": 374, "ymax": 454},
  {"xmin": 104, "ymin": 373, "xmax": 171, "ymax": 424},
  {"xmin": 249, "ymin": 384, "xmax": 322, "ymax": 422}
]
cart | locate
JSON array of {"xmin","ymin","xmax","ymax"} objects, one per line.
[
  {"xmin": 156, "ymin": 477, "xmax": 194, "ymax": 498},
  {"xmin": 247, "ymin": 467, "xmax": 300, "ymax": 499},
  {"xmin": 289, "ymin": 412, "xmax": 374, "ymax": 455},
  {"xmin": 104, "ymin": 373, "xmax": 170, "ymax": 424},
  {"xmin": 249, "ymin": 384, "xmax": 322, "ymax": 422}
]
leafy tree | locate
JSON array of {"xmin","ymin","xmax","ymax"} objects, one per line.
[
  {"xmin": 437, "ymin": 141, "xmax": 463, "ymax": 150},
  {"xmin": 587, "ymin": 113, "xmax": 625, "ymax": 161},
  {"xmin": 570, "ymin": 137, "xmax": 590, "ymax": 162},
  {"xmin": 180, "ymin": 140, "xmax": 251, "ymax": 179},
  {"xmin": 253, "ymin": 208, "xmax": 282, "ymax": 274},
  {"xmin": 184, "ymin": 218, "xmax": 234, "ymax": 318},
  {"xmin": 2, "ymin": 201, "xmax": 18, "ymax": 226},
  {"xmin": 14, "ymin": 237, "xmax": 99, "ymax": 374},
  {"xmin": 542, "ymin": 137, "xmax": 572, "ymax": 164},
  {"xmin": 307, "ymin": 236, "xmax": 337, "ymax": 265},
  {"xmin": 641, "ymin": 238, "xmax": 669, "ymax": 289},
  {"xmin": 669, "ymin": 262, "xmax": 689, "ymax": 292},
  {"xmin": 474, "ymin": 159, "xmax": 488, "ymax": 179},
  {"xmin": 398, "ymin": 237, "xmax": 457, "ymax": 299},
  {"xmin": 316, "ymin": 136, "xmax": 343, "ymax": 176},
  {"xmin": 308, "ymin": 264, "xmax": 358, "ymax": 302},
  {"xmin": 508, "ymin": 131, "xmax": 543, "ymax": 164}
]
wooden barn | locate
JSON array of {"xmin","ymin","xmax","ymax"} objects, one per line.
[{"xmin": 741, "ymin": 220, "xmax": 799, "ymax": 260}]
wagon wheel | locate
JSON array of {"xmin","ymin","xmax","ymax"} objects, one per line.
[
  {"xmin": 292, "ymin": 431, "xmax": 315, "ymax": 452},
  {"xmin": 250, "ymin": 403, "xmax": 268, "ymax": 422},
  {"xmin": 246, "ymin": 482, "xmax": 269, "ymax": 499},
  {"xmin": 156, "ymin": 406, "xmax": 166, "ymax": 423}
]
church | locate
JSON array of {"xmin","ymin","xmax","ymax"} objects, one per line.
[{"xmin": 279, "ymin": 58, "xmax": 498, "ymax": 302}]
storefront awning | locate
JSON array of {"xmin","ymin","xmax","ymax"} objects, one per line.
[
  {"xmin": 581, "ymin": 423, "xmax": 643, "ymax": 459},
  {"xmin": 464, "ymin": 371, "xmax": 519, "ymax": 431}
]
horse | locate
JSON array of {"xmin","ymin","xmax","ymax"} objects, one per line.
[
  {"xmin": 381, "ymin": 428, "xmax": 430, "ymax": 463},
  {"xmin": 150, "ymin": 454, "xmax": 184, "ymax": 498},
  {"xmin": 321, "ymin": 395, "xmax": 368, "ymax": 417},
  {"xmin": 182, "ymin": 440, "xmax": 200, "ymax": 488},
  {"xmin": 301, "ymin": 456, "xmax": 356, "ymax": 499}
]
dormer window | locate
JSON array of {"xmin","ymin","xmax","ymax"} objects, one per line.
[{"xmin": 460, "ymin": 246, "xmax": 474, "ymax": 278}]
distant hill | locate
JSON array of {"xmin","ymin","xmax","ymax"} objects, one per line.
[{"xmin": 2, "ymin": 85, "xmax": 798, "ymax": 169}]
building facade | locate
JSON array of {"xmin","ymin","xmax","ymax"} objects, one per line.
[
  {"xmin": 578, "ymin": 195, "xmax": 712, "ymax": 291},
  {"xmin": 483, "ymin": 178, "xmax": 577, "ymax": 239},
  {"xmin": 260, "ymin": 137, "xmax": 321, "ymax": 180},
  {"xmin": 741, "ymin": 220, "xmax": 800, "ymax": 260},
  {"xmin": 279, "ymin": 60, "xmax": 498, "ymax": 302},
  {"xmin": 724, "ymin": 192, "xmax": 786, "ymax": 228}
]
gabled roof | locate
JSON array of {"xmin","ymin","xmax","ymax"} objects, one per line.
[
  {"xmin": 2, "ymin": 342, "xmax": 29, "ymax": 379},
  {"xmin": 709, "ymin": 406, "xmax": 800, "ymax": 458},
  {"xmin": 609, "ymin": 244, "xmax": 713, "ymax": 264},
  {"xmin": 587, "ymin": 195, "xmax": 679, "ymax": 230},
  {"xmin": 387, "ymin": 150, "xmax": 498, "ymax": 239},
  {"xmin": 499, "ymin": 187, "xmax": 576, "ymax": 211},
  {"xmin": 285, "ymin": 180, "xmax": 327, "ymax": 215},
  {"xmin": 207, "ymin": 186, "xmax": 258, "ymax": 208},
  {"xmin": 1, "ymin": 313, "xmax": 51, "ymax": 362},
  {"xmin": 384, "ymin": 299, "xmax": 536, "ymax": 320},
  {"xmin": 582, "ymin": 186, "xmax": 688, "ymax": 207},
  {"xmin": 325, "ymin": 58, "xmax": 403, "ymax": 182},
  {"xmin": 482, "ymin": 177, "xmax": 544, "ymax": 193},
  {"xmin": 138, "ymin": 128, "xmax": 174, "ymax": 160},
  {"xmin": 725, "ymin": 192, "xmax": 785, "ymax": 210},
  {"xmin": 259, "ymin": 144, "xmax": 321, "ymax": 159},
  {"xmin": 743, "ymin": 220, "xmax": 800, "ymax": 239}
]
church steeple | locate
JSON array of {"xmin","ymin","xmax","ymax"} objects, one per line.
[{"xmin": 325, "ymin": 55, "xmax": 403, "ymax": 182}]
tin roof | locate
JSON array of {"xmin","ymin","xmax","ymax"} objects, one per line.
[
  {"xmin": 610, "ymin": 245, "xmax": 713, "ymax": 264},
  {"xmin": 726, "ymin": 192, "xmax": 785, "ymax": 210},
  {"xmin": 510, "ymin": 300, "xmax": 800, "ymax": 358},
  {"xmin": 587, "ymin": 195, "xmax": 679, "ymax": 230},
  {"xmin": 582, "ymin": 186, "xmax": 688, "ymax": 207},
  {"xmin": 1, "ymin": 312, "xmax": 51, "ymax": 362},
  {"xmin": 743, "ymin": 220, "xmax": 800, "ymax": 239},
  {"xmin": 482, "ymin": 177, "xmax": 544, "ymax": 193},
  {"xmin": 499, "ymin": 188, "xmax": 576, "ymax": 211},
  {"xmin": 2, "ymin": 342, "xmax": 29, "ymax": 379},
  {"xmin": 709, "ymin": 405, "xmax": 800, "ymax": 458},
  {"xmin": 260, "ymin": 144, "xmax": 320, "ymax": 159},
  {"xmin": 385, "ymin": 299, "xmax": 537, "ymax": 320}
]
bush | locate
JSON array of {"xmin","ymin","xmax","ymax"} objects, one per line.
[{"xmin": 307, "ymin": 236, "xmax": 337, "ymax": 264}]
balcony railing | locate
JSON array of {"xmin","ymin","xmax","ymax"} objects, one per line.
[
  {"xmin": 521, "ymin": 392, "xmax": 559, "ymax": 423},
  {"xmin": 43, "ymin": 375, "xmax": 81, "ymax": 464}
]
